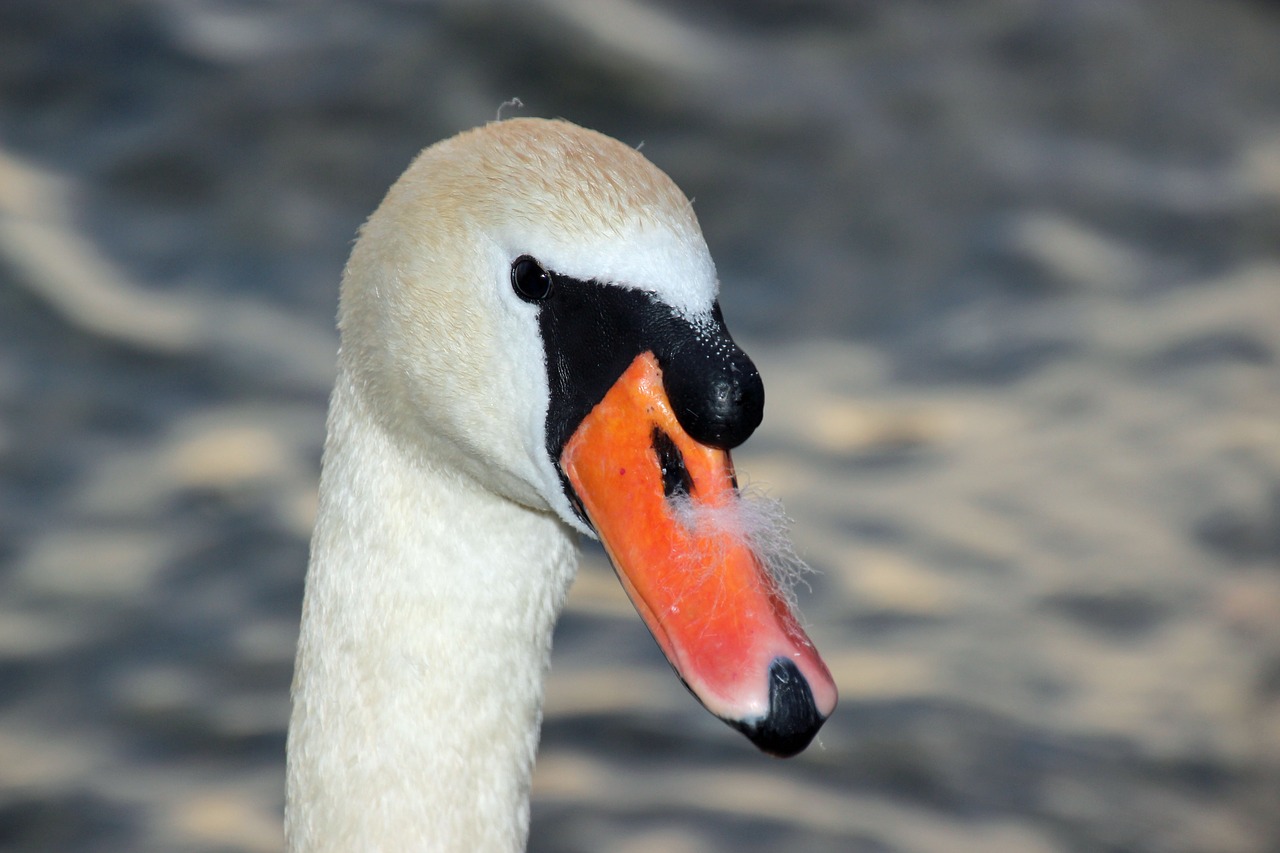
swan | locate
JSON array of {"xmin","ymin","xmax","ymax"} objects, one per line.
[{"xmin": 285, "ymin": 118, "xmax": 837, "ymax": 852}]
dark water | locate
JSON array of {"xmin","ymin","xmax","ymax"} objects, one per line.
[{"xmin": 2, "ymin": 2, "xmax": 1279, "ymax": 851}]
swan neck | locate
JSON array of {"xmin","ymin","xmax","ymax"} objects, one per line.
[{"xmin": 286, "ymin": 368, "xmax": 577, "ymax": 852}]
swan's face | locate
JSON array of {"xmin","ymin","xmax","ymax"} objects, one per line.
[{"xmin": 339, "ymin": 119, "xmax": 835, "ymax": 756}]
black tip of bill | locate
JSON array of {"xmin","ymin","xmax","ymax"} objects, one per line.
[{"xmin": 730, "ymin": 658, "xmax": 825, "ymax": 758}]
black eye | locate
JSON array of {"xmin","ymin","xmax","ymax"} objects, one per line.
[{"xmin": 511, "ymin": 255, "xmax": 553, "ymax": 302}]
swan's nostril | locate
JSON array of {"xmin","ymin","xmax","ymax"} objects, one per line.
[{"xmin": 651, "ymin": 426, "xmax": 694, "ymax": 501}]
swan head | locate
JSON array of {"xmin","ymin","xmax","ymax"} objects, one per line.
[{"xmin": 338, "ymin": 118, "xmax": 835, "ymax": 756}]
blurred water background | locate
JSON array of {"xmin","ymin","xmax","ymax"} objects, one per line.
[{"xmin": 2, "ymin": 1, "xmax": 1279, "ymax": 851}]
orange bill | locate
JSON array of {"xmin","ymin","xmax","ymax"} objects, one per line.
[{"xmin": 560, "ymin": 352, "xmax": 837, "ymax": 756}]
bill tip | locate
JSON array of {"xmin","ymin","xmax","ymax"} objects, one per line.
[{"xmin": 729, "ymin": 657, "xmax": 827, "ymax": 758}]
